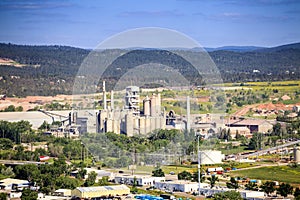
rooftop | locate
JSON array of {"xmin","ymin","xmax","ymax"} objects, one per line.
[
  {"xmin": 0, "ymin": 178, "xmax": 29, "ymax": 186},
  {"xmin": 226, "ymin": 118, "xmax": 270, "ymax": 126},
  {"xmin": 76, "ymin": 185, "xmax": 129, "ymax": 193},
  {"xmin": 115, "ymin": 174, "xmax": 162, "ymax": 179}
]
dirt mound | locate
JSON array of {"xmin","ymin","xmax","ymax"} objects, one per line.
[{"xmin": 0, "ymin": 95, "xmax": 73, "ymax": 111}]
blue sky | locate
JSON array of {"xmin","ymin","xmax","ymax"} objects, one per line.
[{"xmin": 0, "ymin": 0, "xmax": 300, "ymax": 48}]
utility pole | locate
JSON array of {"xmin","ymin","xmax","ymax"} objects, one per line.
[{"xmin": 196, "ymin": 132, "xmax": 201, "ymax": 196}]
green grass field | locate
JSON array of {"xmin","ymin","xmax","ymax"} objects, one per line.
[
  {"xmin": 117, "ymin": 165, "xmax": 196, "ymax": 175},
  {"xmin": 218, "ymin": 145, "xmax": 248, "ymax": 155},
  {"xmin": 220, "ymin": 80, "xmax": 300, "ymax": 93},
  {"xmin": 230, "ymin": 165, "xmax": 300, "ymax": 184}
]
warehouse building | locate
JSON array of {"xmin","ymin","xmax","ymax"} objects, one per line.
[
  {"xmin": 154, "ymin": 180, "xmax": 209, "ymax": 193},
  {"xmin": 71, "ymin": 185, "xmax": 130, "ymax": 199},
  {"xmin": 114, "ymin": 174, "xmax": 165, "ymax": 186},
  {"xmin": 226, "ymin": 118, "xmax": 273, "ymax": 134},
  {"xmin": 0, "ymin": 178, "xmax": 29, "ymax": 191}
]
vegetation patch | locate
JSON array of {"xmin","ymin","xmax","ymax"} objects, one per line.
[{"xmin": 230, "ymin": 166, "xmax": 300, "ymax": 184}]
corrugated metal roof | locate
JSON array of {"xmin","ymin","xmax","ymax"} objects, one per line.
[
  {"xmin": 227, "ymin": 119, "xmax": 269, "ymax": 126},
  {"xmin": 0, "ymin": 178, "xmax": 29, "ymax": 186},
  {"xmin": 76, "ymin": 185, "xmax": 129, "ymax": 193}
]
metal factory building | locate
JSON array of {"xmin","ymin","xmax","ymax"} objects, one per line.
[{"xmin": 71, "ymin": 185, "xmax": 130, "ymax": 199}]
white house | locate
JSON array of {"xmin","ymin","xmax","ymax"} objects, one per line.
[
  {"xmin": 0, "ymin": 178, "xmax": 29, "ymax": 191},
  {"xmin": 114, "ymin": 174, "xmax": 165, "ymax": 186},
  {"xmin": 154, "ymin": 180, "xmax": 209, "ymax": 193}
]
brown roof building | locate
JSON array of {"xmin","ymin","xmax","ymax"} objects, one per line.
[
  {"xmin": 226, "ymin": 118, "xmax": 273, "ymax": 134},
  {"xmin": 225, "ymin": 127, "xmax": 252, "ymax": 138}
]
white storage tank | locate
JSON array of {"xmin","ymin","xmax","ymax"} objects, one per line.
[
  {"xmin": 294, "ymin": 147, "xmax": 300, "ymax": 163},
  {"xmin": 200, "ymin": 150, "xmax": 225, "ymax": 164}
]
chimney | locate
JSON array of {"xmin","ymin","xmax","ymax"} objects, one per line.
[
  {"xmin": 111, "ymin": 90, "xmax": 114, "ymax": 110},
  {"xmin": 103, "ymin": 81, "xmax": 107, "ymax": 110},
  {"xmin": 186, "ymin": 96, "xmax": 191, "ymax": 131}
]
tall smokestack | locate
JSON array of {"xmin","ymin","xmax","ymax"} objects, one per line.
[
  {"xmin": 187, "ymin": 96, "xmax": 191, "ymax": 131},
  {"xmin": 103, "ymin": 81, "xmax": 107, "ymax": 110},
  {"xmin": 111, "ymin": 90, "xmax": 114, "ymax": 110}
]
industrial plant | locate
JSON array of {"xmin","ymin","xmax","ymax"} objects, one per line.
[{"xmin": 96, "ymin": 81, "xmax": 166, "ymax": 136}]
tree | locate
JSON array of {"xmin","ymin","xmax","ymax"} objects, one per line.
[
  {"xmin": 98, "ymin": 176, "xmax": 109, "ymax": 186},
  {"xmin": 277, "ymin": 183, "xmax": 293, "ymax": 197},
  {"xmin": 21, "ymin": 188, "xmax": 38, "ymax": 200},
  {"xmin": 76, "ymin": 167, "xmax": 87, "ymax": 179},
  {"xmin": 208, "ymin": 175, "xmax": 219, "ymax": 188},
  {"xmin": 1, "ymin": 166, "xmax": 15, "ymax": 177},
  {"xmin": 295, "ymin": 188, "xmax": 300, "ymax": 198},
  {"xmin": 84, "ymin": 171, "xmax": 97, "ymax": 187},
  {"xmin": 53, "ymin": 156, "xmax": 68, "ymax": 176},
  {"xmin": 192, "ymin": 170, "xmax": 205, "ymax": 183},
  {"xmin": 55, "ymin": 176, "xmax": 80, "ymax": 190},
  {"xmin": 16, "ymin": 106, "xmax": 23, "ymax": 112},
  {"xmin": 131, "ymin": 176, "xmax": 138, "ymax": 193},
  {"xmin": 98, "ymin": 176, "xmax": 108, "ymax": 186},
  {"xmin": 38, "ymin": 120, "xmax": 50, "ymax": 130},
  {"xmin": 248, "ymin": 133, "xmax": 264, "ymax": 150},
  {"xmin": 14, "ymin": 164, "xmax": 40, "ymax": 182},
  {"xmin": 245, "ymin": 181, "xmax": 258, "ymax": 191},
  {"xmin": 115, "ymin": 156, "xmax": 131, "ymax": 168},
  {"xmin": 36, "ymin": 173, "xmax": 55, "ymax": 194},
  {"xmin": 52, "ymin": 121, "xmax": 62, "ymax": 127},
  {"xmin": 178, "ymin": 171, "xmax": 192, "ymax": 180},
  {"xmin": 260, "ymin": 181, "xmax": 276, "ymax": 196},
  {"xmin": 226, "ymin": 177, "xmax": 239, "ymax": 189},
  {"xmin": 152, "ymin": 168, "xmax": 165, "ymax": 177},
  {"xmin": 213, "ymin": 191, "xmax": 243, "ymax": 200},
  {"xmin": 0, "ymin": 138, "xmax": 13, "ymax": 150},
  {"xmin": 0, "ymin": 193, "xmax": 7, "ymax": 200},
  {"xmin": 272, "ymin": 123, "xmax": 282, "ymax": 136},
  {"xmin": 3, "ymin": 105, "xmax": 16, "ymax": 112}
]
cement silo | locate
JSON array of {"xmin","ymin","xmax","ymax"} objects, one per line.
[
  {"xmin": 150, "ymin": 94, "xmax": 157, "ymax": 117},
  {"xmin": 143, "ymin": 96, "xmax": 150, "ymax": 116},
  {"xmin": 294, "ymin": 147, "xmax": 300, "ymax": 163},
  {"xmin": 156, "ymin": 93, "xmax": 161, "ymax": 115},
  {"xmin": 125, "ymin": 112, "xmax": 133, "ymax": 137}
]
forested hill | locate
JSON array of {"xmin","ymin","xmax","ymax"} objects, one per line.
[
  {"xmin": 210, "ymin": 46, "xmax": 300, "ymax": 82},
  {"xmin": 0, "ymin": 43, "xmax": 89, "ymax": 76},
  {"xmin": 0, "ymin": 42, "xmax": 299, "ymax": 96}
]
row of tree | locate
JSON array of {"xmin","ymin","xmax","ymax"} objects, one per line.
[{"xmin": 152, "ymin": 168, "xmax": 300, "ymax": 199}]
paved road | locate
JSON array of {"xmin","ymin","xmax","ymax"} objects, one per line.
[
  {"xmin": 238, "ymin": 140, "xmax": 300, "ymax": 159},
  {"xmin": 0, "ymin": 160, "xmax": 45, "ymax": 165}
]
